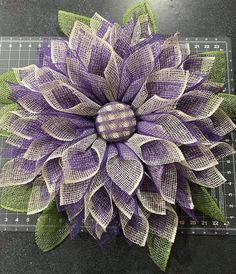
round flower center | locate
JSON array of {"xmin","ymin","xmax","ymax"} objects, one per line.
[{"xmin": 95, "ymin": 102, "xmax": 136, "ymax": 142}]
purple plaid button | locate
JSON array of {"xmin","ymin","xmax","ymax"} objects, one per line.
[{"xmin": 95, "ymin": 102, "xmax": 136, "ymax": 142}]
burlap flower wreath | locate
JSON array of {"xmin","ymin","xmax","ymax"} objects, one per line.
[{"xmin": 0, "ymin": 2, "xmax": 235, "ymax": 271}]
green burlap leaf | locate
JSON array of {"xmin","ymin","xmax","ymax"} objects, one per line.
[
  {"xmin": 58, "ymin": 10, "xmax": 91, "ymax": 36},
  {"xmin": 35, "ymin": 201, "xmax": 70, "ymax": 252},
  {"xmin": 1, "ymin": 184, "xmax": 32, "ymax": 212},
  {"xmin": 191, "ymin": 185, "xmax": 227, "ymax": 223},
  {"xmin": 0, "ymin": 103, "xmax": 18, "ymax": 137},
  {"xmin": 0, "ymin": 129, "xmax": 11, "ymax": 137},
  {"xmin": 122, "ymin": 1, "xmax": 157, "ymax": 33},
  {"xmin": 147, "ymin": 234, "xmax": 173, "ymax": 272},
  {"xmin": 0, "ymin": 70, "xmax": 18, "ymax": 104},
  {"xmin": 219, "ymin": 93, "xmax": 236, "ymax": 119},
  {"xmin": 199, "ymin": 51, "xmax": 226, "ymax": 84}
]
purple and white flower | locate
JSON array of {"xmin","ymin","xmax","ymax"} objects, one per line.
[{"xmin": 0, "ymin": 13, "xmax": 235, "ymax": 246}]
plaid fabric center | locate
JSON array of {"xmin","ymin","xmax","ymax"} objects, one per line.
[{"xmin": 96, "ymin": 102, "xmax": 136, "ymax": 142}]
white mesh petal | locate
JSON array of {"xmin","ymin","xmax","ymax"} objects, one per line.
[
  {"xmin": 160, "ymin": 164, "xmax": 178, "ymax": 204},
  {"xmin": 41, "ymin": 117, "xmax": 77, "ymax": 141},
  {"xmin": 106, "ymin": 145, "xmax": 144, "ymax": 195},
  {"xmin": 154, "ymin": 114, "xmax": 197, "ymax": 144},
  {"xmin": 137, "ymin": 190, "xmax": 166, "ymax": 215},
  {"xmin": 0, "ymin": 158, "xmax": 41, "ymax": 187},
  {"xmin": 120, "ymin": 208, "xmax": 149, "ymax": 247},
  {"xmin": 178, "ymin": 164, "xmax": 226, "ymax": 188},
  {"xmin": 62, "ymin": 135, "xmax": 106, "ymax": 184},
  {"xmin": 27, "ymin": 176, "xmax": 53, "ymax": 215},
  {"xmin": 180, "ymin": 145, "xmax": 218, "ymax": 171},
  {"xmin": 87, "ymin": 175, "xmax": 113, "ymax": 230},
  {"xmin": 126, "ymin": 134, "xmax": 185, "ymax": 166},
  {"xmin": 148, "ymin": 204, "xmax": 178, "ymax": 243},
  {"xmin": 60, "ymin": 179, "xmax": 91, "ymax": 206},
  {"xmin": 23, "ymin": 138, "xmax": 58, "ymax": 161}
]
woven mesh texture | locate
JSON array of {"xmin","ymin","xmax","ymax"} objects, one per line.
[
  {"xmin": 0, "ymin": 70, "xmax": 18, "ymax": 104},
  {"xmin": 122, "ymin": 1, "xmax": 157, "ymax": 33},
  {"xmin": 199, "ymin": 51, "xmax": 226, "ymax": 84},
  {"xmin": 0, "ymin": 3, "xmax": 234, "ymax": 267},
  {"xmin": 147, "ymin": 233, "xmax": 173, "ymax": 272},
  {"xmin": 219, "ymin": 93, "xmax": 236, "ymax": 119},
  {"xmin": 35, "ymin": 202, "xmax": 70, "ymax": 252},
  {"xmin": 58, "ymin": 10, "xmax": 90, "ymax": 36},
  {"xmin": 191, "ymin": 185, "xmax": 227, "ymax": 223},
  {"xmin": 1, "ymin": 184, "xmax": 32, "ymax": 212},
  {"xmin": 96, "ymin": 102, "xmax": 136, "ymax": 142}
]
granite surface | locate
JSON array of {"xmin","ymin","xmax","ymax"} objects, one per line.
[{"xmin": 0, "ymin": 0, "xmax": 236, "ymax": 273}]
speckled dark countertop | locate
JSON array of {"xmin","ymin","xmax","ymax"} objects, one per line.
[{"xmin": 0, "ymin": 1, "xmax": 236, "ymax": 273}]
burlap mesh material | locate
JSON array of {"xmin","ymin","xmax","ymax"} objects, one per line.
[
  {"xmin": 120, "ymin": 208, "xmax": 149, "ymax": 247},
  {"xmin": 191, "ymin": 185, "xmax": 227, "ymax": 223},
  {"xmin": 219, "ymin": 93, "xmax": 236, "ymax": 119},
  {"xmin": 179, "ymin": 43, "xmax": 190, "ymax": 61},
  {"xmin": 17, "ymin": 93, "xmax": 50, "ymax": 114},
  {"xmin": 194, "ymin": 109, "xmax": 236, "ymax": 137},
  {"xmin": 86, "ymin": 175, "xmax": 113, "ymax": 230},
  {"xmin": 130, "ymin": 14, "xmax": 150, "ymax": 46},
  {"xmin": 127, "ymin": 134, "xmax": 184, "ymax": 166},
  {"xmin": 106, "ymin": 145, "xmax": 143, "ymax": 195},
  {"xmin": 1, "ymin": 184, "xmax": 32, "ymax": 212},
  {"xmin": 185, "ymin": 72, "xmax": 206, "ymax": 91},
  {"xmin": 41, "ymin": 81, "xmax": 100, "ymax": 116},
  {"xmin": 23, "ymin": 138, "xmax": 58, "ymax": 161},
  {"xmin": 83, "ymin": 212, "xmax": 105, "ymax": 240},
  {"xmin": 147, "ymin": 233, "xmax": 173, "ymax": 272},
  {"xmin": 90, "ymin": 13, "xmax": 112, "ymax": 40},
  {"xmin": 0, "ymin": 103, "xmax": 18, "ymax": 136},
  {"xmin": 174, "ymin": 90, "xmax": 224, "ymax": 121},
  {"xmin": 210, "ymin": 142, "xmax": 236, "ymax": 160},
  {"xmin": 27, "ymin": 176, "xmax": 53, "ymax": 215},
  {"xmin": 131, "ymin": 84, "xmax": 148, "ymax": 110},
  {"xmin": 147, "ymin": 68, "xmax": 189, "ymax": 100},
  {"xmin": 60, "ymin": 179, "xmax": 90, "ymax": 205},
  {"xmin": 120, "ymin": 44, "xmax": 155, "ymax": 103},
  {"xmin": 178, "ymin": 165, "xmax": 226, "ymax": 188},
  {"xmin": 159, "ymin": 164, "xmax": 178, "ymax": 204},
  {"xmin": 122, "ymin": 1, "xmax": 157, "ymax": 33},
  {"xmin": 50, "ymin": 40, "xmax": 68, "ymax": 74},
  {"xmin": 198, "ymin": 51, "xmax": 226, "ymax": 84},
  {"xmin": 14, "ymin": 65, "xmax": 68, "ymax": 90},
  {"xmin": 180, "ymin": 145, "xmax": 219, "ymax": 171},
  {"xmin": 112, "ymin": 189, "xmax": 136, "ymax": 220},
  {"xmin": 6, "ymin": 116, "xmax": 40, "ymax": 139},
  {"xmin": 0, "ymin": 3, "xmax": 234, "ymax": 266},
  {"xmin": 62, "ymin": 136, "xmax": 105, "ymax": 184},
  {"xmin": 176, "ymin": 178, "xmax": 194, "ymax": 209},
  {"xmin": 155, "ymin": 33, "xmax": 182, "ymax": 70},
  {"xmin": 104, "ymin": 52, "xmax": 122, "ymax": 101},
  {"xmin": 182, "ymin": 123, "xmax": 211, "ymax": 145},
  {"xmin": 148, "ymin": 205, "xmax": 178, "ymax": 243},
  {"xmin": 183, "ymin": 56, "xmax": 215, "ymax": 75},
  {"xmin": 42, "ymin": 143, "xmax": 69, "ymax": 194},
  {"xmin": 41, "ymin": 117, "xmax": 78, "ymax": 141},
  {"xmin": 136, "ymin": 94, "xmax": 176, "ymax": 116},
  {"xmin": 137, "ymin": 190, "xmax": 166, "ymax": 215},
  {"xmin": 14, "ymin": 65, "xmax": 101, "ymax": 116},
  {"xmin": 5, "ymin": 134, "xmax": 27, "ymax": 148},
  {"xmin": 153, "ymin": 114, "xmax": 197, "ymax": 144},
  {"xmin": 0, "ymin": 158, "xmax": 41, "ymax": 187},
  {"xmin": 35, "ymin": 202, "xmax": 70, "ymax": 252},
  {"xmin": 58, "ymin": 10, "xmax": 91, "ymax": 36},
  {"xmin": 0, "ymin": 70, "xmax": 18, "ymax": 104}
]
